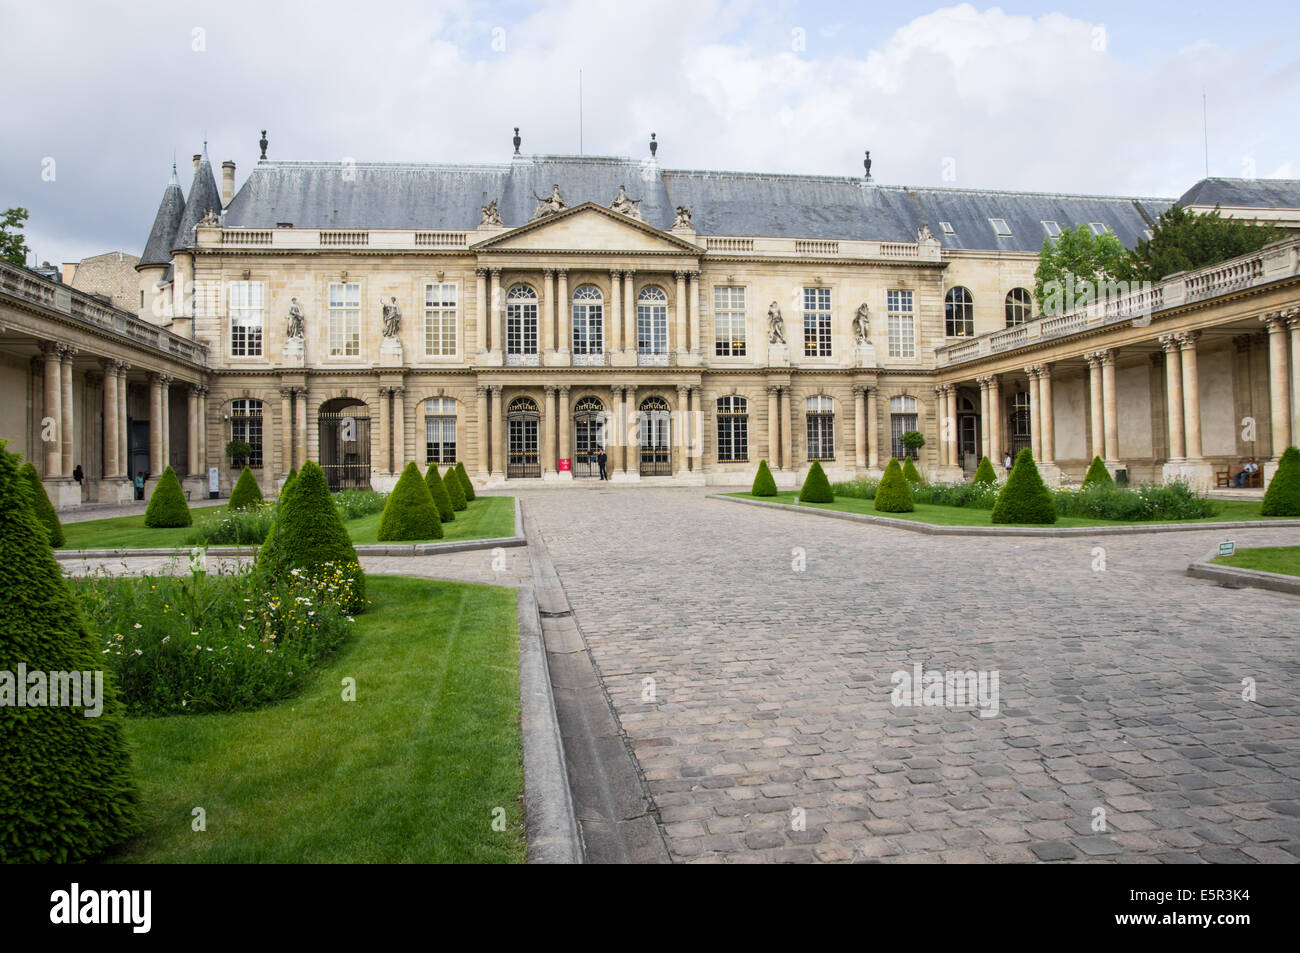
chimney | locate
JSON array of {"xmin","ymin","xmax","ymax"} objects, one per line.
[
  {"xmin": 192, "ymin": 153, "xmax": 201, "ymax": 174},
  {"xmin": 221, "ymin": 161, "xmax": 236, "ymax": 208}
]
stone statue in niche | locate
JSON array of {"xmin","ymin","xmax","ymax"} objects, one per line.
[
  {"xmin": 479, "ymin": 199, "xmax": 503, "ymax": 227},
  {"xmin": 381, "ymin": 297, "xmax": 402, "ymax": 338},
  {"xmin": 673, "ymin": 205, "xmax": 693, "ymax": 229},
  {"xmin": 610, "ymin": 185, "xmax": 643, "ymax": 220},
  {"xmin": 286, "ymin": 297, "xmax": 305, "ymax": 339},
  {"xmin": 853, "ymin": 303, "xmax": 870, "ymax": 344},
  {"xmin": 531, "ymin": 184, "xmax": 567, "ymax": 219},
  {"xmin": 768, "ymin": 301, "xmax": 787, "ymax": 344}
]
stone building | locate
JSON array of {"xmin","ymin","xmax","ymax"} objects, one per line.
[{"xmin": 3, "ymin": 136, "xmax": 1298, "ymax": 506}]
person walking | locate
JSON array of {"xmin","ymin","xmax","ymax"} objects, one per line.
[
  {"xmin": 597, "ymin": 446, "xmax": 608, "ymax": 481},
  {"xmin": 134, "ymin": 471, "xmax": 145, "ymax": 501},
  {"xmin": 1003, "ymin": 450, "xmax": 1012, "ymax": 471}
]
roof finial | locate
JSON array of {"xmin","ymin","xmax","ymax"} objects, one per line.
[
  {"xmin": 513, "ymin": 126, "xmax": 521, "ymax": 156},
  {"xmin": 649, "ymin": 132, "xmax": 657, "ymax": 158},
  {"xmin": 259, "ymin": 130, "xmax": 268, "ymax": 161},
  {"xmin": 864, "ymin": 150, "xmax": 872, "ymax": 181},
  {"xmin": 168, "ymin": 160, "xmax": 179, "ymax": 187}
]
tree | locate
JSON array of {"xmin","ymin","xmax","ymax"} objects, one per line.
[
  {"xmin": 1130, "ymin": 205, "xmax": 1281, "ymax": 283},
  {"xmin": 874, "ymin": 458, "xmax": 914, "ymax": 512},
  {"xmin": 1034, "ymin": 223, "xmax": 1134, "ymax": 315},
  {"xmin": 1260, "ymin": 446, "xmax": 1300, "ymax": 517},
  {"xmin": 0, "ymin": 207, "xmax": 30, "ymax": 266},
  {"xmin": 228, "ymin": 465, "xmax": 264, "ymax": 509},
  {"xmin": 798, "ymin": 461, "xmax": 834, "ymax": 503},
  {"xmin": 900, "ymin": 430, "xmax": 926, "ymax": 454},
  {"xmin": 225, "ymin": 439, "xmax": 253, "ymax": 468},
  {"xmin": 751, "ymin": 460, "xmax": 777, "ymax": 497},
  {"xmin": 424, "ymin": 464, "xmax": 455, "ymax": 521},
  {"xmin": 378, "ymin": 462, "xmax": 443, "ymax": 541},
  {"xmin": 143, "ymin": 465, "xmax": 191, "ymax": 527},
  {"xmin": 1081, "ymin": 456, "xmax": 1114, "ymax": 488},
  {"xmin": 0, "ymin": 445, "xmax": 138, "ymax": 861},
  {"xmin": 18, "ymin": 461, "xmax": 64, "ymax": 547},
  {"xmin": 973, "ymin": 456, "xmax": 997, "ymax": 485},
  {"xmin": 992, "ymin": 448, "xmax": 1057, "ymax": 524},
  {"xmin": 454, "ymin": 461, "xmax": 476, "ymax": 501},
  {"xmin": 444, "ymin": 466, "xmax": 468, "ymax": 511}
]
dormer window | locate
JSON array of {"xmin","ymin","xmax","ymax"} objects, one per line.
[
  {"xmin": 939, "ymin": 221, "xmax": 955, "ymax": 235},
  {"xmin": 1090, "ymin": 222, "xmax": 1109, "ymax": 235},
  {"xmin": 1042, "ymin": 221, "xmax": 1062, "ymax": 238},
  {"xmin": 990, "ymin": 218, "xmax": 1012, "ymax": 237}
]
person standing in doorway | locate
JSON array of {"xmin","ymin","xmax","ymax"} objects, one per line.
[
  {"xmin": 134, "ymin": 471, "xmax": 145, "ymax": 501},
  {"xmin": 597, "ymin": 446, "xmax": 608, "ymax": 481},
  {"xmin": 1003, "ymin": 450, "xmax": 1012, "ymax": 471}
]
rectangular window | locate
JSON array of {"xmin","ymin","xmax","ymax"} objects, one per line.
[
  {"xmin": 425, "ymin": 416, "xmax": 456, "ymax": 463},
  {"xmin": 1042, "ymin": 220, "xmax": 1062, "ymax": 238},
  {"xmin": 990, "ymin": 218, "xmax": 1012, "ymax": 237},
  {"xmin": 803, "ymin": 287, "xmax": 832, "ymax": 357},
  {"xmin": 807, "ymin": 413, "xmax": 834, "ymax": 461},
  {"xmin": 716, "ymin": 397, "xmax": 748, "ymax": 463},
  {"xmin": 713, "ymin": 286, "xmax": 747, "ymax": 357},
  {"xmin": 328, "ymin": 282, "xmax": 361, "ymax": 357},
  {"xmin": 891, "ymin": 413, "xmax": 919, "ymax": 459},
  {"xmin": 887, "ymin": 289, "xmax": 915, "ymax": 359},
  {"xmin": 424, "ymin": 282, "xmax": 457, "ymax": 357},
  {"xmin": 229, "ymin": 281, "xmax": 264, "ymax": 357},
  {"xmin": 230, "ymin": 399, "xmax": 264, "ymax": 468}
]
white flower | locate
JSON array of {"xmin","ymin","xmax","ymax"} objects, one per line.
[{"xmin": 133, "ymin": 623, "xmax": 142, "ymax": 629}]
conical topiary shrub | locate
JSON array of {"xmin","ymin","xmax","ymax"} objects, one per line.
[
  {"xmin": 1261, "ymin": 446, "xmax": 1300, "ymax": 517},
  {"xmin": 992, "ymin": 448, "xmax": 1057, "ymax": 524},
  {"xmin": 18, "ymin": 461, "xmax": 63, "ymax": 547},
  {"xmin": 454, "ymin": 461, "xmax": 476, "ymax": 501},
  {"xmin": 256, "ymin": 461, "xmax": 365, "ymax": 612},
  {"xmin": 143, "ymin": 465, "xmax": 191, "ymax": 527},
  {"xmin": 378, "ymin": 462, "xmax": 443, "ymax": 541},
  {"xmin": 798, "ymin": 461, "xmax": 834, "ymax": 503},
  {"xmin": 424, "ymin": 464, "xmax": 455, "ymax": 522},
  {"xmin": 902, "ymin": 457, "xmax": 923, "ymax": 484},
  {"xmin": 874, "ymin": 458, "xmax": 915, "ymax": 512},
  {"xmin": 445, "ymin": 466, "xmax": 468, "ymax": 511},
  {"xmin": 973, "ymin": 456, "xmax": 996, "ymax": 485},
  {"xmin": 281, "ymin": 466, "xmax": 298, "ymax": 498},
  {"xmin": 752, "ymin": 459, "xmax": 778, "ymax": 497},
  {"xmin": 0, "ymin": 445, "xmax": 138, "ymax": 862},
  {"xmin": 1081, "ymin": 456, "xmax": 1114, "ymax": 488},
  {"xmin": 228, "ymin": 465, "xmax": 264, "ymax": 509}
]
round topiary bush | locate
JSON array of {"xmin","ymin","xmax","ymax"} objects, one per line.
[
  {"xmin": 143, "ymin": 465, "xmax": 191, "ymax": 527},
  {"xmin": 455, "ymin": 461, "xmax": 476, "ymax": 501},
  {"xmin": 424, "ymin": 464, "xmax": 455, "ymax": 522},
  {"xmin": 752, "ymin": 459, "xmax": 778, "ymax": 497},
  {"xmin": 992, "ymin": 448, "xmax": 1057, "ymax": 524},
  {"xmin": 18, "ymin": 461, "xmax": 64, "ymax": 547},
  {"xmin": 0, "ymin": 446, "xmax": 138, "ymax": 862},
  {"xmin": 973, "ymin": 456, "xmax": 996, "ymax": 485},
  {"xmin": 228, "ymin": 465, "xmax": 264, "ymax": 509},
  {"xmin": 256, "ymin": 461, "xmax": 365, "ymax": 613},
  {"xmin": 1261, "ymin": 445, "xmax": 1300, "ymax": 517},
  {"xmin": 798, "ymin": 461, "xmax": 834, "ymax": 503},
  {"xmin": 445, "ymin": 466, "xmax": 468, "ymax": 511},
  {"xmin": 1081, "ymin": 456, "xmax": 1114, "ymax": 488},
  {"xmin": 378, "ymin": 462, "xmax": 443, "ymax": 541},
  {"xmin": 874, "ymin": 458, "xmax": 915, "ymax": 512},
  {"xmin": 902, "ymin": 457, "xmax": 923, "ymax": 484}
]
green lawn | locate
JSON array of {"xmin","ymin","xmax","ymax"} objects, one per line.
[
  {"xmin": 60, "ymin": 496, "xmax": 515, "ymax": 550},
  {"xmin": 109, "ymin": 575, "xmax": 525, "ymax": 864},
  {"xmin": 727, "ymin": 492, "xmax": 1285, "ymax": 527},
  {"xmin": 1213, "ymin": 546, "xmax": 1300, "ymax": 577}
]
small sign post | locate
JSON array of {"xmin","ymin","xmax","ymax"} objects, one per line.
[
  {"xmin": 208, "ymin": 467, "xmax": 220, "ymax": 499},
  {"xmin": 1218, "ymin": 540, "xmax": 1236, "ymax": 557}
]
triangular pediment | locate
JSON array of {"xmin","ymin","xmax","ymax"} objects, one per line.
[{"xmin": 472, "ymin": 203, "xmax": 701, "ymax": 255}]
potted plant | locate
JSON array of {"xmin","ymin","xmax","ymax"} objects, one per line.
[
  {"xmin": 900, "ymin": 430, "xmax": 926, "ymax": 459},
  {"xmin": 225, "ymin": 439, "xmax": 253, "ymax": 469}
]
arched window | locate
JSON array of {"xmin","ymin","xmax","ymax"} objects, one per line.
[
  {"xmin": 230, "ymin": 398, "xmax": 264, "ymax": 467},
  {"xmin": 890, "ymin": 395, "xmax": 918, "ymax": 459},
  {"xmin": 717, "ymin": 396, "xmax": 748, "ymax": 463},
  {"xmin": 506, "ymin": 396, "xmax": 540, "ymax": 478},
  {"xmin": 1005, "ymin": 288, "xmax": 1033, "ymax": 327},
  {"xmin": 506, "ymin": 284, "xmax": 539, "ymax": 364},
  {"xmin": 572, "ymin": 285, "xmax": 604, "ymax": 364},
  {"xmin": 424, "ymin": 397, "xmax": 456, "ymax": 464},
  {"xmin": 945, "ymin": 287, "xmax": 974, "ymax": 337},
  {"xmin": 572, "ymin": 396, "xmax": 607, "ymax": 478},
  {"xmin": 806, "ymin": 395, "xmax": 835, "ymax": 462},
  {"xmin": 638, "ymin": 395, "xmax": 671, "ymax": 475},
  {"xmin": 637, "ymin": 286, "xmax": 669, "ymax": 365}
]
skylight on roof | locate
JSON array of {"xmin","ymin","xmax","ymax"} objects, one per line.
[
  {"xmin": 939, "ymin": 221, "xmax": 954, "ymax": 234},
  {"xmin": 1042, "ymin": 221, "xmax": 1061, "ymax": 237},
  {"xmin": 1090, "ymin": 222, "xmax": 1110, "ymax": 235},
  {"xmin": 989, "ymin": 218, "xmax": 1012, "ymax": 237}
]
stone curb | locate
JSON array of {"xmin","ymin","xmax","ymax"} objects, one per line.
[
  {"xmin": 517, "ymin": 585, "xmax": 584, "ymax": 864},
  {"xmin": 1186, "ymin": 548, "xmax": 1300, "ymax": 596},
  {"xmin": 712, "ymin": 494, "xmax": 1300, "ymax": 538},
  {"xmin": 54, "ymin": 498, "xmax": 527, "ymax": 560}
]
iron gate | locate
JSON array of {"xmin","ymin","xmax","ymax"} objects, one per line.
[
  {"xmin": 572, "ymin": 397, "xmax": 606, "ymax": 478},
  {"xmin": 638, "ymin": 396, "xmax": 672, "ymax": 476},
  {"xmin": 318, "ymin": 410, "xmax": 371, "ymax": 491},
  {"xmin": 506, "ymin": 396, "xmax": 541, "ymax": 478}
]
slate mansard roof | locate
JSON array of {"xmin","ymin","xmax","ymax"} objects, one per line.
[{"xmin": 1177, "ymin": 177, "xmax": 1300, "ymax": 210}]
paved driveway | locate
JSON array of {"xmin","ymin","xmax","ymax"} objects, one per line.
[{"xmin": 517, "ymin": 486, "xmax": 1300, "ymax": 863}]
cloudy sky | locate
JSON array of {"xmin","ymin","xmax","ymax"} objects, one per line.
[{"xmin": 4, "ymin": 0, "xmax": 1298, "ymax": 267}]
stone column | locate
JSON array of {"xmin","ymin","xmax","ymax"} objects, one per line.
[
  {"xmin": 866, "ymin": 387, "xmax": 879, "ymax": 470},
  {"xmin": 934, "ymin": 386, "xmax": 949, "ymax": 466},
  {"xmin": 988, "ymin": 375, "xmax": 1002, "ymax": 463},
  {"xmin": 1099, "ymin": 349, "xmax": 1119, "ymax": 463},
  {"xmin": 1158, "ymin": 336, "xmax": 1185, "ymax": 460},
  {"xmin": 280, "ymin": 388, "xmax": 294, "ymax": 475},
  {"xmin": 490, "ymin": 268, "xmax": 503, "ymax": 353},
  {"xmin": 40, "ymin": 344, "xmax": 61, "ymax": 478},
  {"xmin": 689, "ymin": 272, "xmax": 701, "ymax": 354},
  {"xmin": 1289, "ymin": 310, "xmax": 1300, "ymax": 430},
  {"xmin": 676, "ymin": 385, "xmax": 689, "ymax": 475},
  {"xmin": 1039, "ymin": 364, "xmax": 1055, "ymax": 465},
  {"xmin": 558, "ymin": 385, "xmax": 571, "ymax": 465},
  {"xmin": 689, "ymin": 386, "xmax": 701, "ymax": 470},
  {"xmin": 767, "ymin": 386, "xmax": 780, "ymax": 468},
  {"xmin": 117, "ymin": 366, "xmax": 130, "ymax": 480},
  {"xmin": 609, "ymin": 271, "xmax": 623, "ymax": 351},
  {"xmin": 1180, "ymin": 331, "xmax": 1203, "ymax": 460},
  {"xmin": 977, "ymin": 377, "xmax": 990, "ymax": 462},
  {"xmin": 376, "ymin": 386, "xmax": 390, "ymax": 475},
  {"xmin": 148, "ymin": 373, "xmax": 164, "ymax": 476},
  {"xmin": 1263, "ymin": 312, "xmax": 1291, "ymax": 457},
  {"xmin": 947, "ymin": 386, "xmax": 959, "ymax": 468},
  {"xmin": 542, "ymin": 269, "xmax": 555, "ymax": 356},
  {"xmin": 556, "ymin": 270, "xmax": 570, "ymax": 359},
  {"xmin": 160, "ymin": 375, "xmax": 171, "ymax": 473},
  {"xmin": 102, "ymin": 361, "xmax": 119, "ymax": 479},
  {"xmin": 1026, "ymin": 367, "xmax": 1042, "ymax": 462},
  {"xmin": 853, "ymin": 386, "xmax": 867, "ymax": 468},
  {"xmin": 491, "ymin": 385, "xmax": 505, "ymax": 477},
  {"xmin": 1086, "ymin": 354, "xmax": 1106, "ymax": 461},
  {"xmin": 780, "ymin": 386, "xmax": 792, "ymax": 471},
  {"xmin": 476, "ymin": 386, "xmax": 490, "ymax": 476},
  {"xmin": 623, "ymin": 270, "xmax": 636, "ymax": 356},
  {"xmin": 187, "ymin": 386, "xmax": 200, "ymax": 476},
  {"xmin": 60, "ymin": 347, "xmax": 76, "ymax": 477},
  {"xmin": 543, "ymin": 385, "xmax": 556, "ymax": 475},
  {"xmin": 392, "ymin": 386, "xmax": 406, "ymax": 471},
  {"xmin": 197, "ymin": 385, "xmax": 207, "ymax": 477},
  {"xmin": 475, "ymin": 268, "xmax": 488, "ymax": 352},
  {"xmin": 299, "ymin": 386, "xmax": 312, "ymax": 466},
  {"xmin": 674, "ymin": 271, "xmax": 687, "ymax": 357},
  {"xmin": 625, "ymin": 385, "xmax": 638, "ymax": 472}
]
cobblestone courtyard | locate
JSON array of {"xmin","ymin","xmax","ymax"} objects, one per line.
[{"xmin": 518, "ymin": 486, "xmax": 1300, "ymax": 863}]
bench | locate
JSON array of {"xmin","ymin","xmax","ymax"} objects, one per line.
[{"xmin": 1215, "ymin": 463, "xmax": 1263, "ymax": 488}]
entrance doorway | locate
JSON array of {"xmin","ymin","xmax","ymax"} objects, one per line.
[
  {"xmin": 638, "ymin": 396, "xmax": 671, "ymax": 476},
  {"xmin": 318, "ymin": 398, "xmax": 371, "ymax": 491},
  {"xmin": 506, "ymin": 396, "xmax": 541, "ymax": 478},
  {"xmin": 572, "ymin": 396, "xmax": 606, "ymax": 478}
]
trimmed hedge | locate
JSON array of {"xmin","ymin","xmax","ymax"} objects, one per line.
[
  {"xmin": 378, "ymin": 462, "xmax": 443, "ymax": 541},
  {"xmin": 992, "ymin": 448, "xmax": 1057, "ymax": 524},
  {"xmin": 973, "ymin": 456, "xmax": 996, "ymax": 485},
  {"xmin": 257, "ymin": 461, "xmax": 365, "ymax": 613},
  {"xmin": 1081, "ymin": 456, "xmax": 1114, "ymax": 488},
  {"xmin": 0, "ymin": 446, "xmax": 138, "ymax": 862},
  {"xmin": 228, "ymin": 465, "xmax": 264, "ymax": 509},
  {"xmin": 874, "ymin": 458, "xmax": 915, "ymax": 512},
  {"xmin": 445, "ymin": 466, "xmax": 468, "ymax": 511},
  {"xmin": 455, "ymin": 461, "xmax": 476, "ymax": 501},
  {"xmin": 143, "ymin": 465, "xmax": 191, "ymax": 527},
  {"xmin": 1261, "ymin": 445, "xmax": 1300, "ymax": 517},
  {"xmin": 282, "ymin": 466, "xmax": 298, "ymax": 495},
  {"xmin": 18, "ymin": 461, "xmax": 63, "ymax": 547},
  {"xmin": 902, "ymin": 457, "xmax": 923, "ymax": 484},
  {"xmin": 798, "ymin": 461, "xmax": 834, "ymax": 503},
  {"xmin": 424, "ymin": 465, "xmax": 455, "ymax": 521},
  {"xmin": 752, "ymin": 459, "xmax": 778, "ymax": 496}
]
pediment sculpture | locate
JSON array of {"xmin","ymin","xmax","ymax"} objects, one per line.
[
  {"xmin": 531, "ymin": 184, "xmax": 568, "ymax": 220},
  {"xmin": 673, "ymin": 205, "xmax": 693, "ymax": 229},
  {"xmin": 610, "ymin": 185, "xmax": 643, "ymax": 221},
  {"xmin": 480, "ymin": 199, "xmax": 503, "ymax": 227}
]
